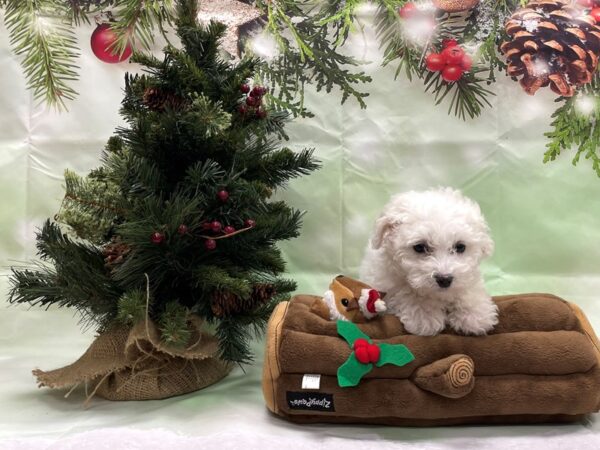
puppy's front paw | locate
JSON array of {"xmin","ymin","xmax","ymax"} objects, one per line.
[
  {"xmin": 448, "ymin": 299, "xmax": 498, "ymax": 336},
  {"xmin": 401, "ymin": 310, "xmax": 445, "ymax": 336}
]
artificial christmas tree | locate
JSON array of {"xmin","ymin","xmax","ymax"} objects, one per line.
[{"xmin": 9, "ymin": 0, "xmax": 318, "ymax": 401}]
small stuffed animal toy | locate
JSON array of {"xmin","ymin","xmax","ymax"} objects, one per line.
[{"xmin": 310, "ymin": 275, "xmax": 387, "ymax": 323}]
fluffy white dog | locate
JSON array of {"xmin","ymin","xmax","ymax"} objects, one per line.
[{"xmin": 359, "ymin": 187, "xmax": 498, "ymax": 336}]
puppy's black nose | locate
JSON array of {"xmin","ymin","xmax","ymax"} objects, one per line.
[{"xmin": 434, "ymin": 274, "xmax": 453, "ymax": 288}]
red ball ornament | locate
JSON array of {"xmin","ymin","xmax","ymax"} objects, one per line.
[
  {"xmin": 244, "ymin": 219, "xmax": 256, "ymax": 228},
  {"xmin": 217, "ymin": 190, "xmax": 229, "ymax": 202},
  {"xmin": 210, "ymin": 221, "xmax": 222, "ymax": 233},
  {"xmin": 398, "ymin": 3, "xmax": 417, "ymax": 19},
  {"xmin": 204, "ymin": 239, "xmax": 217, "ymax": 250},
  {"xmin": 426, "ymin": 53, "xmax": 446, "ymax": 72},
  {"xmin": 590, "ymin": 7, "xmax": 600, "ymax": 22},
  {"xmin": 460, "ymin": 54, "xmax": 473, "ymax": 72},
  {"xmin": 246, "ymin": 95, "xmax": 260, "ymax": 107},
  {"xmin": 240, "ymin": 83, "xmax": 251, "ymax": 94},
  {"xmin": 441, "ymin": 64, "xmax": 463, "ymax": 82},
  {"xmin": 442, "ymin": 39, "xmax": 458, "ymax": 48},
  {"xmin": 441, "ymin": 45, "xmax": 465, "ymax": 65},
  {"xmin": 256, "ymin": 107, "xmax": 268, "ymax": 119},
  {"xmin": 224, "ymin": 225, "xmax": 236, "ymax": 235},
  {"xmin": 91, "ymin": 23, "xmax": 132, "ymax": 64},
  {"xmin": 151, "ymin": 232, "xmax": 165, "ymax": 244},
  {"xmin": 177, "ymin": 224, "xmax": 189, "ymax": 235}
]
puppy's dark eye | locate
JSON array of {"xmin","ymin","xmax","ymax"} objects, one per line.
[
  {"xmin": 413, "ymin": 244, "xmax": 427, "ymax": 254},
  {"xmin": 341, "ymin": 298, "xmax": 349, "ymax": 307},
  {"xmin": 454, "ymin": 243, "xmax": 466, "ymax": 253}
]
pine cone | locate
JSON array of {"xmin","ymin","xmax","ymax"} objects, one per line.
[
  {"xmin": 102, "ymin": 237, "xmax": 131, "ymax": 270},
  {"xmin": 211, "ymin": 284, "xmax": 276, "ymax": 317},
  {"xmin": 142, "ymin": 87, "xmax": 186, "ymax": 112},
  {"xmin": 500, "ymin": 0, "xmax": 600, "ymax": 96}
]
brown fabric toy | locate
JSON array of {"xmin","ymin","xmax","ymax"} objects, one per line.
[
  {"xmin": 262, "ymin": 293, "xmax": 600, "ymax": 426},
  {"xmin": 310, "ymin": 275, "xmax": 387, "ymax": 323}
]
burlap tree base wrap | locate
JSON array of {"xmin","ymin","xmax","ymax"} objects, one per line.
[{"xmin": 33, "ymin": 316, "xmax": 231, "ymax": 402}]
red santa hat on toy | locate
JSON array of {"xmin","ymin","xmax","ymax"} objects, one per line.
[{"xmin": 358, "ymin": 288, "xmax": 387, "ymax": 319}]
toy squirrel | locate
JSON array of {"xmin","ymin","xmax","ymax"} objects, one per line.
[{"xmin": 310, "ymin": 275, "xmax": 387, "ymax": 323}]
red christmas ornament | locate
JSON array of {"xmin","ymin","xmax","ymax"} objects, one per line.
[
  {"xmin": 256, "ymin": 107, "xmax": 267, "ymax": 119},
  {"xmin": 210, "ymin": 221, "xmax": 222, "ymax": 233},
  {"xmin": 398, "ymin": 3, "xmax": 417, "ymax": 19},
  {"xmin": 441, "ymin": 64, "xmax": 463, "ymax": 82},
  {"xmin": 590, "ymin": 7, "xmax": 600, "ymax": 22},
  {"xmin": 151, "ymin": 232, "xmax": 165, "ymax": 244},
  {"xmin": 442, "ymin": 39, "xmax": 458, "ymax": 48},
  {"xmin": 217, "ymin": 190, "xmax": 230, "ymax": 202},
  {"xmin": 244, "ymin": 219, "xmax": 256, "ymax": 228},
  {"xmin": 441, "ymin": 45, "xmax": 465, "ymax": 65},
  {"xmin": 91, "ymin": 23, "xmax": 132, "ymax": 64},
  {"xmin": 246, "ymin": 95, "xmax": 260, "ymax": 107},
  {"xmin": 224, "ymin": 225, "xmax": 236, "ymax": 235},
  {"xmin": 426, "ymin": 53, "xmax": 446, "ymax": 72},
  {"xmin": 240, "ymin": 83, "xmax": 251, "ymax": 94},
  {"xmin": 204, "ymin": 239, "xmax": 217, "ymax": 250},
  {"xmin": 177, "ymin": 224, "xmax": 189, "ymax": 235},
  {"xmin": 460, "ymin": 54, "xmax": 473, "ymax": 72}
]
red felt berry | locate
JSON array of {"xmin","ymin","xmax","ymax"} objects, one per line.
[
  {"xmin": 442, "ymin": 39, "xmax": 458, "ymax": 48},
  {"xmin": 217, "ymin": 190, "xmax": 229, "ymax": 202},
  {"xmin": 244, "ymin": 219, "xmax": 256, "ymax": 228},
  {"xmin": 151, "ymin": 232, "xmax": 164, "ymax": 244},
  {"xmin": 353, "ymin": 338, "xmax": 369, "ymax": 351},
  {"xmin": 460, "ymin": 54, "xmax": 473, "ymax": 72},
  {"xmin": 354, "ymin": 346, "xmax": 370, "ymax": 364},
  {"xmin": 367, "ymin": 343, "xmax": 381, "ymax": 364},
  {"xmin": 441, "ymin": 45, "xmax": 465, "ymax": 65},
  {"xmin": 441, "ymin": 64, "xmax": 463, "ymax": 82},
  {"xmin": 240, "ymin": 83, "xmax": 251, "ymax": 94},
  {"xmin": 177, "ymin": 224, "xmax": 189, "ymax": 235},
  {"xmin": 256, "ymin": 107, "xmax": 268, "ymax": 119},
  {"xmin": 204, "ymin": 239, "xmax": 217, "ymax": 250},
  {"xmin": 246, "ymin": 95, "xmax": 260, "ymax": 107},
  {"xmin": 591, "ymin": 7, "xmax": 600, "ymax": 22},
  {"xmin": 398, "ymin": 3, "xmax": 417, "ymax": 19},
  {"xmin": 224, "ymin": 225, "xmax": 236, "ymax": 235},
  {"xmin": 238, "ymin": 104, "xmax": 248, "ymax": 115},
  {"xmin": 425, "ymin": 53, "xmax": 446, "ymax": 72},
  {"xmin": 210, "ymin": 221, "xmax": 222, "ymax": 232}
]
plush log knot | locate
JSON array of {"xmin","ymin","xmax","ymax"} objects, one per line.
[
  {"xmin": 412, "ymin": 354, "xmax": 475, "ymax": 399},
  {"xmin": 447, "ymin": 356, "xmax": 474, "ymax": 388}
]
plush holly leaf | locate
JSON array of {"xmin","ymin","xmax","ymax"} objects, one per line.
[
  {"xmin": 336, "ymin": 320, "xmax": 371, "ymax": 347},
  {"xmin": 376, "ymin": 343, "xmax": 415, "ymax": 368},
  {"xmin": 337, "ymin": 353, "xmax": 372, "ymax": 387}
]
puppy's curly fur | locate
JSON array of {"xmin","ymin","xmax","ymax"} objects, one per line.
[{"xmin": 359, "ymin": 187, "xmax": 498, "ymax": 336}]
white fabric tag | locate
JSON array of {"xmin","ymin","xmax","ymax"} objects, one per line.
[{"xmin": 301, "ymin": 374, "xmax": 321, "ymax": 390}]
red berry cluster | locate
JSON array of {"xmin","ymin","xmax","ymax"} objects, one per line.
[
  {"xmin": 238, "ymin": 83, "xmax": 268, "ymax": 119},
  {"xmin": 425, "ymin": 40, "xmax": 472, "ymax": 83},
  {"xmin": 353, "ymin": 338, "xmax": 380, "ymax": 365}
]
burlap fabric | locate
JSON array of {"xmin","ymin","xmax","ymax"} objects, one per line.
[{"xmin": 33, "ymin": 316, "xmax": 231, "ymax": 403}]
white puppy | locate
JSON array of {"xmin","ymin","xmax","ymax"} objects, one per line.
[{"xmin": 359, "ymin": 187, "xmax": 498, "ymax": 336}]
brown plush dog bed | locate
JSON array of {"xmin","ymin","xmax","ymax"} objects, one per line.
[{"xmin": 262, "ymin": 293, "xmax": 600, "ymax": 426}]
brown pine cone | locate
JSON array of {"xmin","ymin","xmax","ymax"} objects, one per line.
[
  {"xmin": 102, "ymin": 237, "xmax": 131, "ymax": 270},
  {"xmin": 142, "ymin": 87, "xmax": 186, "ymax": 112},
  {"xmin": 211, "ymin": 284, "xmax": 276, "ymax": 317},
  {"xmin": 500, "ymin": 0, "xmax": 600, "ymax": 96}
]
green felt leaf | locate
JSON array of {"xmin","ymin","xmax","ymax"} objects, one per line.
[
  {"xmin": 336, "ymin": 320, "xmax": 371, "ymax": 347},
  {"xmin": 376, "ymin": 343, "xmax": 415, "ymax": 368},
  {"xmin": 337, "ymin": 353, "xmax": 373, "ymax": 387}
]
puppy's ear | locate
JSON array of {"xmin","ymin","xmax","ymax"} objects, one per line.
[
  {"xmin": 371, "ymin": 215, "xmax": 397, "ymax": 250},
  {"xmin": 480, "ymin": 234, "xmax": 494, "ymax": 259}
]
